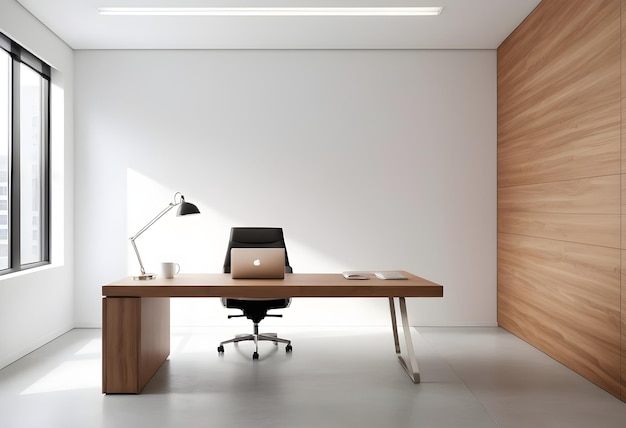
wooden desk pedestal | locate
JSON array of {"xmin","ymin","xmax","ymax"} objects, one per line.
[{"xmin": 102, "ymin": 297, "xmax": 170, "ymax": 393}]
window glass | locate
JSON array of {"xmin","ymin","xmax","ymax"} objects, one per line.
[
  {"xmin": 0, "ymin": 50, "xmax": 9, "ymax": 269},
  {"xmin": 19, "ymin": 64, "xmax": 43, "ymax": 265}
]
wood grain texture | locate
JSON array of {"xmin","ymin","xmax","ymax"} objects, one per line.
[
  {"xmin": 498, "ymin": 1, "xmax": 620, "ymax": 134},
  {"xmin": 102, "ymin": 272, "xmax": 444, "ymax": 299},
  {"xmin": 497, "ymin": 108, "xmax": 620, "ymax": 187},
  {"xmin": 102, "ymin": 297, "xmax": 140, "ymax": 393},
  {"xmin": 138, "ymin": 298, "xmax": 170, "ymax": 393},
  {"xmin": 497, "ymin": 0, "xmax": 624, "ymax": 400},
  {"xmin": 622, "ymin": 250, "xmax": 626, "ymax": 401},
  {"xmin": 498, "ymin": 0, "xmax": 621, "ymax": 188},
  {"xmin": 621, "ymin": 0, "xmax": 626, "ymax": 402},
  {"xmin": 498, "ymin": 234, "xmax": 621, "ymax": 396},
  {"xmin": 622, "ymin": 175, "xmax": 626, "ymax": 249},
  {"xmin": 102, "ymin": 297, "xmax": 170, "ymax": 394},
  {"xmin": 498, "ymin": 175, "xmax": 620, "ymax": 214},
  {"xmin": 498, "ymin": 211, "xmax": 619, "ymax": 248}
]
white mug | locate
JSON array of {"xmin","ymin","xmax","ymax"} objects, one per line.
[{"xmin": 161, "ymin": 262, "xmax": 180, "ymax": 279}]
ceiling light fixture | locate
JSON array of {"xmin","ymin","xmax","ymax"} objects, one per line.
[{"xmin": 97, "ymin": 7, "xmax": 444, "ymax": 17}]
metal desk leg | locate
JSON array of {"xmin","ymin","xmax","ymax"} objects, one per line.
[
  {"xmin": 389, "ymin": 297, "xmax": 401, "ymax": 354},
  {"xmin": 389, "ymin": 297, "xmax": 421, "ymax": 383}
]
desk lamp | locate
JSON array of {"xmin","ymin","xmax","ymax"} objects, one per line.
[{"xmin": 129, "ymin": 192, "xmax": 200, "ymax": 280}]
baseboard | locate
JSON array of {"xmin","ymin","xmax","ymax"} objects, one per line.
[
  {"xmin": 73, "ymin": 322, "xmax": 102, "ymax": 329},
  {"xmin": 0, "ymin": 324, "xmax": 74, "ymax": 370}
]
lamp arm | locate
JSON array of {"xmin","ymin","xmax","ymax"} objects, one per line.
[
  {"xmin": 129, "ymin": 202, "xmax": 177, "ymax": 275},
  {"xmin": 130, "ymin": 236, "xmax": 147, "ymax": 275},
  {"xmin": 129, "ymin": 203, "xmax": 176, "ymax": 241}
]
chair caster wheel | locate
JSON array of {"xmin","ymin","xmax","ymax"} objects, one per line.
[
  {"xmin": 286, "ymin": 345, "xmax": 293, "ymax": 353},
  {"xmin": 252, "ymin": 352, "xmax": 259, "ymax": 360},
  {"xmin": 217, "ymin": 345, "xmax": 224, "ymax": 353}
]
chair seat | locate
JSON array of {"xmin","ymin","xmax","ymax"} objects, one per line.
[
  {"xmin": 223, "ymin": 298, "xmax": 290, "ymax": 324},
  {"xmin": 223, "ymin": 297, "xmax": 290, "ymax": 311}
]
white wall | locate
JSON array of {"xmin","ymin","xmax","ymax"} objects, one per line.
[
  {"xmin": 0, "ymin": 1, "xmax": 74, "ymax": 368},
  {"xmin": 74, "ymin": 49, "xmax": 496, "ymax": 328}
]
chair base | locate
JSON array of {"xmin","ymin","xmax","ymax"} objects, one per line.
[{"xmin": 218, "ymin": 332, "xmax": 292, "ymax": 359}]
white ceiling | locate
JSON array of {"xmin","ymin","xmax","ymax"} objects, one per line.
[{"xmin": 16, "ymin": 0, "xmax": 542, "ymax": 50}]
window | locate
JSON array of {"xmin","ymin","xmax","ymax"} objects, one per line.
[{"xmin": 0, "ymin": 32, "xmax": 50, "ymax": 273}]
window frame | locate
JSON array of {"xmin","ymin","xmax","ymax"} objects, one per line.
[{"xmin": 0, "ymin": 31, "xmax": 51, "ymax": 274}]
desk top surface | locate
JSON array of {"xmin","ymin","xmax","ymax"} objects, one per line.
[{"xmin": 102, "ymin": 272, "xmax": 443, "ymax": 298}]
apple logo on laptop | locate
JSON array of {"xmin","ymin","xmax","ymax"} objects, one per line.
[{"xmin": 253, "ymin": 259, "xmax": 261, "ymax": 266}]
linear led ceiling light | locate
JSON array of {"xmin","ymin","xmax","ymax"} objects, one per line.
[{"xmin": 97, "ymin": 7, "xmax": 444, "ymax": 16}]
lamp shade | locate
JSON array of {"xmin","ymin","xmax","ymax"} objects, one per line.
[{"xmin": 177, "ymin": 198, "xmax": 200, "ymax": 216}]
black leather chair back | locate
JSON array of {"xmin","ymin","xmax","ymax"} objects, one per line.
[{"xmin": 223, "ymin": 227, "xmax": 292, "ymax": 274}]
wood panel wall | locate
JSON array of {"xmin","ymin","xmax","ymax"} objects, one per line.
[
  {"xmin": 497, "ymin": 0, "xmax": 624, "ymax": 400},
  {"xmin": 620, "ymin": 0, "xmax": 626, "ymax": 401}
]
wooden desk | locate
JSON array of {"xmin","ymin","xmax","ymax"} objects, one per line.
[{"xmin": 102, "ymin": 272, "xmax": 443, "ymax": 394}]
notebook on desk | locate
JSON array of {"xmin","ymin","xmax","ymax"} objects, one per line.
[{"xmin": 230, "ymin": 248, "xmax": 285, "ymax": 279}]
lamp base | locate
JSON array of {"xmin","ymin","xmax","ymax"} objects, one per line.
[{"xmin": 133, "ymin": 273, "xmax": 156, "ymax": 280}]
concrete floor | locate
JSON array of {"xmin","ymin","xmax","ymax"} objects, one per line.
[{"xmin": 0, "ymin": 326, "xmax": 624, "ymax": 428}]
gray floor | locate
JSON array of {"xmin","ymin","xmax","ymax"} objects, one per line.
[{"xmin": 0, "ymin": 326, "xmax": 624, "ymax": 428}]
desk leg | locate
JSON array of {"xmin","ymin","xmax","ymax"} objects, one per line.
[{"xmin": 389, "ymin": 297, "xmax": 420, "ymax": 383}]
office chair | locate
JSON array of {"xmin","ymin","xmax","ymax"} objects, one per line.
[{"xmin": 217, "ymin": 227, "xmax": 293, "ymax": 360}]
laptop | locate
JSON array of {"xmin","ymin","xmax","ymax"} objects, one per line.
[{"xmin": 230, "ymin": 248, "xmax": 286, "ymax": 279}]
